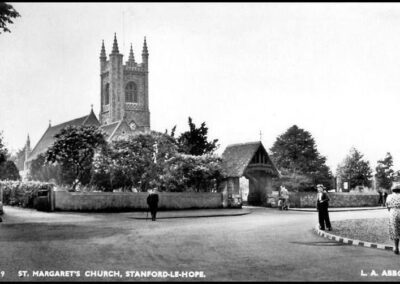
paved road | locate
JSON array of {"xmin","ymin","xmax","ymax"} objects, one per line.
[{"xmin": 0, "ymin": 206, "xmax": 398, "ymax": 281}]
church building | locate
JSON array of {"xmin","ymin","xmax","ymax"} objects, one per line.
[{"xmin": 23, "ymin": 34, "xmax": 150, "ymax": 173}]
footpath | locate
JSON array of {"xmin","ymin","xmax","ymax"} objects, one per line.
[
  {"xmin": 289, "ymin": 206, "xmax": 385, "ymax": 212},
  {"xmin": 128, "ymin": 208, "xmax": 251, "ymax": 219}
]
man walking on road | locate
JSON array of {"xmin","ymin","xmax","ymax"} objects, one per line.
[
  {"xmin": 147, "ymin": 189, "xmax": 159, "ymax": 221},
  {"xmin": 316, "ymin": 184, "xmax": 332, "ymax": 231}
]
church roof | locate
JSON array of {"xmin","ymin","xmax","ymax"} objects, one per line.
[
  {"xmin": 27, "ymin": 110, "xmax": 100, "ymax": 162},
  {"xmin": 100, "ymin": 119, "xmax": 133, "ymax": 141},
  {"xmin": 221, "ymin": 141, "xmax": 280, "ymax": 178},
  {"xmin": 100, "ymin": 121, "xmax": 121, "ymax": 139}
]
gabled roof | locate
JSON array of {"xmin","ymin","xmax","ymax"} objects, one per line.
[
  {"xmin": 100, "ymin": 121, "xmax": 121, "ymax": 139},
  {"xmin": 27, "ymin": 110, "xmax": 100, "ymax": 162},
  {"xmin": 221, "ymin": 141, "xmax": 279, "ymax": 178},
  {"xmin": 100, "ymin": 120, "xmax": 132, "ymax": 141}
]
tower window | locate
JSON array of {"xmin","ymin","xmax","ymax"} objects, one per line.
[
  {"xmin": 125, "ymin": 82, "xmax": 137, "ymax": 103},
  {"xmin": 104, "ymin": 83, "xmax": 110, "ymax": 105}
]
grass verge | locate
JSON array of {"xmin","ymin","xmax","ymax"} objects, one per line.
[{"xmin": 331, "ymin": 218, "xmax": 391, "ymax": 245}]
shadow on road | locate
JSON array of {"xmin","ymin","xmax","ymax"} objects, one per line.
[
  {"xmin": 0, "ymin": 223, "xmax": 128, "ymax": 242},
  {"xmin": 290, "ymin": 241, "xmax": 350, "ymax": 247}
]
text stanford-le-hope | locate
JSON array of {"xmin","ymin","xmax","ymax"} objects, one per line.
[{"xmin": 17, "ymin": 270, "xmax": 206, "ymax": 278}]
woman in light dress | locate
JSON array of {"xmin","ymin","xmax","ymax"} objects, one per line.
[{"xmin": 386, "ymin": 183, "xmax": 400, "ymax": 254}]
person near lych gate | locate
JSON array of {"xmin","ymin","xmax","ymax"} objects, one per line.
[
  {"xmin": 316, "ymin": 184, "xmax": 332, "ymax": 231},
  {"xmin": 147, "ymin": 188, "xmax": 159, "ymax": 221}
]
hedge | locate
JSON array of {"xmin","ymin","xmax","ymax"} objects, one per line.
[{"xmin": 0, "ymin": 181, "xmax": 53, "ymax": 208}]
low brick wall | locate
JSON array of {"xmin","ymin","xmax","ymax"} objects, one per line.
[
  {"xmin": 54, "ymin": 190, "xmax": 223, "ymax": 211},
  {"xmin": 287, "ymin": 192, "xmax": 379, "ymax": 208}
]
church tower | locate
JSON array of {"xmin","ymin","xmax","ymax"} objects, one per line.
[{"xmin": 99, "ymin": 33, "xmax": 150, "ymax": 132}]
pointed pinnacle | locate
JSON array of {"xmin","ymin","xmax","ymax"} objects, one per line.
[
  {"xmin": 100, "ymin": 40, "xmax": 106, "ymax": 58},
  {"xmin": 129, "ymin": 43, "xmax": 135, "ymax": 62},
  {"xmin": 142, "ymin": 36, "xmax": 148, "ymax": 55},
  {"xmin": 112, "ymin": 33, "xmax": 119, "ymax": 54}
]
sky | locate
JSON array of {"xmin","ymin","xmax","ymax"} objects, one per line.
[{"xmin": 2, "ymin": 3, "xmax": 400, "ymax": 172}]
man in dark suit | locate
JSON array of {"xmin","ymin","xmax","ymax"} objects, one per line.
[
  {"xmin": 316, "ymin": 184, "xmax": 332, "ymax": 231},
  {"xmin": 147, "ymin": 189, "xmax": 159, "ymax": 221}
]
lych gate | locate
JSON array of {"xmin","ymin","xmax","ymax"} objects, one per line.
[{"xmin": 220, "ymin": 141, "xmax": 280, "ymax": 207}]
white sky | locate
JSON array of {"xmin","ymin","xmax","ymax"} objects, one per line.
[{"xmin": 2, "ymin": 3, "xmax": 400, "ymax": 173}]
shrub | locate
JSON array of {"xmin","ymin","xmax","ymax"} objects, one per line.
[
  {"xmin": 161, "ymin": 154, "xmax": 223, "ymax": 192},
  {"xmin": 0, "ymin": 181, "xmax": 53, "ymax": 208}
]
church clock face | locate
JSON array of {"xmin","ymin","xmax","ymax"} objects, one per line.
[{"xmin": 129, "ymin": 121, "xmax": 136, "ymax": 130}]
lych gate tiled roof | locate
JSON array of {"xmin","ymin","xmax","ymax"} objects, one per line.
[
  {"xmin": 221, "ymin": 141, "xmax": 279, "ymax": 178},
  {"xmin": 27, "ymin": 110, "xmax": 100, "ymax": 162}
]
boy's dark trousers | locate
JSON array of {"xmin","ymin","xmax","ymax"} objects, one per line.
[
  {"xmin": 318, "ymin": 207, "xmax": 331, "ymax": 230},
  {"xmin": 150, "ymin": 208, "xmax": 157, "ymax": 221}
]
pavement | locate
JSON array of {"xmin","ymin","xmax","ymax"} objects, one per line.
[
  {"xmin": 289, "ymin": 206, "xmax": 386, "ymax": 212},
  {"xmin": 127, "ymin": 208, "xmax": 251, "ymax": 219}
]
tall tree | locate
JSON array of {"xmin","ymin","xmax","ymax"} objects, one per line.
[
  {"xmin": 9, "ymin": 146, "xmax": 25, "ymax": 171},
  {"xmin": 91, "ymin": 131, "xmax": 178, "ymax": 192},
  {"xmin": 46, "ymin": 125, "xmax": 106, "ymax": 190},
  {"xmin": 177, "ymin": 117, "xmax": 218, "ymax": 156},
  {"xmin": 28, "ymin": 153, "xmax": 64, "ymax": 184},
  {"xmin": 0, "ymin": 3, "xmax": 20, "ymax": 34},
  {"xmin": 336, "ymin": 147, "xmax": 373, "ymax": 190},
  {"xmin": 270, "ymin": 125, "xmax": 332, "ymax": 191},
  {"xmin": 375, "ymin": 152, "xmax": 394, "ymax": 190},
  {"xmin": 0, "ymin": 131, "xmax": 8, "ymax": 165},
  {"xmin": 0, "ymin": 160, "xmax": 20, "ymax": 180}
]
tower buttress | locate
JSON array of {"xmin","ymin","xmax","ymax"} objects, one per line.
[{"xmin": 109, "ymin": 33, "xmax": 124, "ymax": 122}]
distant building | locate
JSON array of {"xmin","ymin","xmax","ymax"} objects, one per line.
[{"xmin": 23, "ymin": 34, "xmax": 151, "ymax": 176}]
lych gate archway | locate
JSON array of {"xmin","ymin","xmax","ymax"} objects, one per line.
[{"xmin": 220, "ymin": 142, "xmax": 280, "ymax": 207}]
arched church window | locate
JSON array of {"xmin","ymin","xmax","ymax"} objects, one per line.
[
  {"xmin": 125, "ymin": 82, "xmax": 137, "ymax": 103},
  {"xmin": 104, "ymin": 83, "xmax": 110, "ymax": 105}
]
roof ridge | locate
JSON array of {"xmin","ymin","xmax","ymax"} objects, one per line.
[
  {"xmin": 52, "ymin": 114, "xmax": 89, "ymax": 128},
  {"xmin": 225, "ymin": 141, "xmax": 261, "ymax": 148}
]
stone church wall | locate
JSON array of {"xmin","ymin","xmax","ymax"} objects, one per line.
[{"xmin": 54, "ymin": 190, "xmax": 223, "ymax": 211}]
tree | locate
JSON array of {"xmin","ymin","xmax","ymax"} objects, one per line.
[
  {"xmin": 91, "ymin": 131, "xmax": 178, "ymax": 192},
  {"xmin": 0, "ymin": 3, "xmax": 20, "ymax": 34},
  {"xmin": 270, "ymin": 125, "xmax": 332, "ymax": 191},
  {"xmin": 336, "ymin": 147, "xmax": 373, "ymax": 190},
  {"xmin": 9, "ymin": 146, "xmax": 25, "ymax": 171},
  {"xmin": 161, "ymin": 154, "xmax": 223, "ymax": 192},
  {"xmin": 0, "ymin": 160, "xmax": 20, "ymax": 180},
  {"xmin": 28, "ymin": 153, "xmax": 64, "ymax": 183},
  {"xmin": 177, "ymin": 117, "xmax": 218, "ymax": 156},
  {"xmin": 0, "ymin": 131, "xmax": 8, "ymax": 165},
  {"xmin": 375, "ymin": 152, "xmax": 394, "ymax": 190},
  {"xmin": 46, "ymin": 125, "xmax": 106, "ymax": 190}
]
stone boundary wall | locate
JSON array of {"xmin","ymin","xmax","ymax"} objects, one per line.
[
  {"xmin": 54, "ymin": 190, "xmax": 223, "ymax": 211},
  {"xmin": 287, "ymin": 192, "xmax": 379, "ymax": 208}
]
